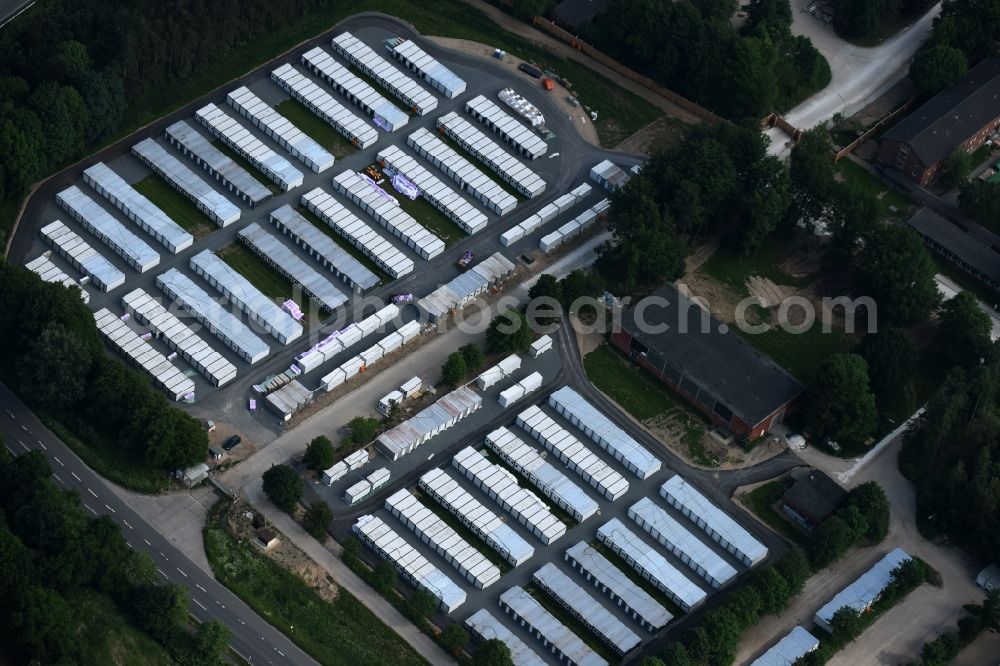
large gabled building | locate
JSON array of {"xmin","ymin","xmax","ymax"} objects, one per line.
[
  {"xmin": 879, "ymin": 58, "xmax": 1000, "ymax": 186},
  {"xmin": 610, "ymin": 285, "xmax": 804, "ymax": 440}
]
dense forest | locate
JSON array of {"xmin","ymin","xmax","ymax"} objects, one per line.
[
  {"xmin": 0, "ymin": 446, "xmax": 229, "ymax": 664},
  {"xmin": 832, "ymin": 0, "xmax": 937, "ymax": 41},
  {"xmin": 909, "ymin": 0, "xmax": 1000, "ymax": 96},
  {"xmin": 0, "ymin": 261, "xmax": 207, "ymax": 481},
  {"xmin": 580, "ymin": 0, "xmax": 830, "ymax": 119}
]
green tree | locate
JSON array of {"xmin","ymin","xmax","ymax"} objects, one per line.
[
  {"xmin": 528, "ymin": 274, "xmax": 563, "ymax": 304},
  {"xmin": 789, "ymin": 128, "xmax": 837, "ymax": 222},
  {"xmin": 834, "ymin": 0, "xmax": 883, "ymax": 38},
  {"xmin": 471, "ymin": 638, "xmax": 513, "ymax": 666},
  {"xmin": 829, "ymin": 606, "xmax": 865, "ymax": 639},
  {"xmin": 748, "ymin": 566, "xmax": 792, "ymax": 614},
  {"xmin": 459, "ymin": 343, "xmax": 485, "ymax": 371},
  {"xmin": 935, "ymin": 291, "xmax": 992, "ymax": 369},
  {"xmin": 8, "ymin": 586, "xmax": 76, "ymax": 662},
  {"xmin": 302, "ymin": 502, "xmax": 332, "ymax": 540},
  {"xmin": 261, "ymin": 464, "xmax": 302, "ymax": 513},
  {"xmin": 439, "ymin": 624, "xmax": 469, "ymax": 655},
  {"xmin": 828, "ymin": 182, "xmax": 881, "ymax": 256},
  {"xmin": 131, "ymin": 583, "xmax": 188, "ymax": 642},
  {"xmin": 740, "ymin": 155, "xmax": 790, "ymax": 255},
  {"xmin": 808, "ymin": 515, "xmax": 857, "ymax": 568},
  {"xmin": 911, "ymin": 45, "xmax": 969, "ymax": 97},
  {"xmin": 303, "ymin": 435, "xmax": 335, "ymax": 471},
  {"xmin": 441, "ymin": 352, "xmax": 468, "ymax": 386},
  {"xmin": 939, "ymin": 148, "xmax": 975, "ymax": 189},
  {"xmin": 959, "ymin": 180, "xmax": 1000, "ymax": 227},
  {"xmin": 744, "ymin": 0, "xmax": 792, "ymax": 28},
  {"xmin": 404, "ymin": 588, "xmax": 438, "ymax": 624},
  {"xmin": 346, "ymin": 416, "xmax": 378, "ymax": 445},
  {"xmin": 192, "ymin": 619, "xmax": 231, "ymax": 665},
  {"xmin": 859, "ymin": 328, "xmax": 918, "ymax": 399},
  {"xmin": 17, "ymin": 320, "xmax": 94, "ymax": 412},
  {"xmin": 27, "ymin": 81, "xmax": 90, "ymax": 167},
  {"xmin": 371, "ymin": 560, "xmax": 397, "ymax": 594},
  {"xmin": 342, "ymin": 536, "xmax": 362, "ymax": 563},
  {"xmin": 775, "ymin": 548, "xmax": 811, "ymax": 594},
  {"xmin": 803, "ymin": 353, "xmax": 878, "ymax": 449},
  {"xmin": 660, "ymin": 643, "xmax": 693, "ymax": 666},
  {"xmin": 856, "ymin": 225, "xmax": 941, "ymax": 326},
  {"xmin": 847, "ymin": 481, "xmax": 890, "ymax": 542},
  {"xmin": 486, "ymin": 310, "xmax": 532, "ymax": 354}
]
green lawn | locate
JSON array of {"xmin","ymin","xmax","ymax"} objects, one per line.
[
  {"xmin": 414, "ymin": 488, "xmax": 512, "ymax": 573},
  {"xmin": 294, "ymin": 205, "xmax": 390, "ymax": 283},
  {"xmin": 132, "ymin": 175, "xmax": 214, "ymax": 238},
  {"xmin": 436, "ymin": 131, "xmax": 525, "ymax": 201},
  {"xmin": 219, "ymin": 243, "xmax": 294, "ymax": 300},
  {"xmin": 835, "ymin": 158, "xmax": 913, "ymax": 218},
  {"xmin": 70, "ymin": 590, "xmax": 177, "ymax": 666},
  {"xmin": 738, "ymin": 325, "xmax": 857, "ymax": 385},
  {"xmin": 394, "ymin": 191, "xmax": 466, "ymax": 248},
  {"xmin": 701, "ymin": 243, "xmax": 814, "ymax": 298},
  {"xmin": 204, "ymin": 502, "xmax": 428, "ymax": 666},
  {"xmin": 743, "ymin": 480, "xmax": 807, "ymax": 546},
  {"xmin": 275, "ymin": 99, "xmax": 358, "ymax": 158},
  {"xmin": 211, "ymin": 139, "xmax": 282, "ymax": 195}
]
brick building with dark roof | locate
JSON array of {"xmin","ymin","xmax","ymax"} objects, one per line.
[
  {"xmin": 906, "ymin": 207, "xmax": 1000, "ymax": 293},
  {"xmin": 610, "ymin": 285, "xmax": 804, "ymax": 440},
  {"xmin": 781, "ymin": 468, "xmax": 847, "ymax": 531},
  {"xmin": 879, "ymin": 57, "xmax": 1000, "ymax": 185}
]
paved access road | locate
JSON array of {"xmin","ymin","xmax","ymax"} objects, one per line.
[
  {"xmin": 0, "ymin": 381, "xmax": 319, "ymax": 666},
  {"xmin": 0, "ymin": 0, "xmax": 33, "ymax": 28}
]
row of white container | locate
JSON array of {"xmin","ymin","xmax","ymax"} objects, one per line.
[
  {"xmin": 300, "ymin": 46, "xmax": 408, "ymax": 133},
  {"xmin": 122, "ymin": 287, "xmax": 237, "ymax": 387},
  {"xmin": 516, "ymin": 404, "xmax": 630, "ymax": 502},
  {"xmin": 497, "ymin": 371, "xmax": 543, "ymax": 407},
  {"xmin": 270, "ymin": 64, "xmax": 379, "ymax": 149},
  {"xmin": 564, "ymin": 541, "xmax": 673, "ymax": 633},
  {"xmin": 24, "ymin": 254, "xmax": 89, "ymax": 303},
  {"xmin": 331, "ymin": 169, "xmax": 445, "ymax": 260},
  {"xmin": 629, "ymin": 497, "xmax": 738, "ymax": 589},
  {"xmin": 416, "ymin": 251, "xmax": 516, "ymax": 322},
  {"xmin": 591, "ymin": 159, "xmax": 631, "ymax": 191},
  {"xmin": 476, "ymin": 353, "xmax": 522, "ymax": 390},
  {"xmin": 419, "ymin": 467, "xmax": 535, "ymax": 567},
  {"xmin": 452, "ymin": 446, "xmax": 566, "ymax": 545},
  {"xmin": 296, "ymin": 303, "xmax": 399, "ymax": 373},
  {"xmin": 321, "ymin": 448, "xmax": 371, "ymax": 485},
  {"xmin": 190, "ymin": 249, "xmax": 303, "ymax": 346},
  {"xmin": 301, "ymin": 187, "xmax": 414, "ymax": 278},
  {"xmin": 485, "ymin": 427, "xmax": 598, "ymax": 522},
  {"xmin": 132, "ymin": 138, "xmax": 241, "ymax": 226},
  {"xmin": 319, "ymin": 320, "xmax": 421, "ymax": 392},
  {"xmin": 539, "ymin": 198, "xmax": 609, "ymax": 253},
  {"xmin": 529, "ymin": 334, "xmax": 552, "ymax": 357},
  {"xmin": 377, "ymin": 144, "xmax": 489, "ymax": 235},
  {"xmin": 164, "ymin": 120, "xmax": 272, "ymax": 208},
  {"xmin": 226, "ymin": 85, "xmax": 335, "ymax": 173},
  {"xmin": 331, "ymin": 31, "xmax": 437, "ymax": 116},
  {"xmin": 464, "ymin": 610, "xmax": 547, "ymax": 666},
  {"xmin": 499, "ymin": 587, "xmax": 607, "ymax": 666},
  {"xmin": 548, "ymin": 386, "xmax": 661, "ymax": 480},
  {"xmin": 407, "ymin": 127, "xmax": 517, "ymax": 217},
  {"xmin": 659, "ymin": 475, "xmax": 769, "ymax": 567},
  {"xmin": 237, "ymin": 222, "xmax": 348, "ymax": 313},
  {"xmin": 378, "ymin": 376, "xmax": 422, "ymax": 415},
  {"xmin": 264, "ymin": 379, "xmax": 311, "ymax": 421},
  {"xmin": 385, "ymin": 488, "xmax": 501, "ymax": 589},
  {"xmin": 466, "ymin": 94, "xmax": 547, "ymax": 160},
  {"xmin": 375, "ymin": 385, "xmax": 483, "ymax": 461},
  {"xmin": 386, "ymin": 38, "xmax": 466, "ymax": 99},
  {"xmin": 156, "ymin": 268, "xmax": 270, "ymax": 365},
  {"xmin": 55, "ymin": 185, "xmax": 160, "ymax": 273},
  {"xmin": 352, "ymin": 514, "xmax": 466, "ymax": 613},
  {"xmin": 500, "ymin": 183, "xmax": 592, "ymax": 247},
  {"xmin": 532, "ymin": 562, "xmax": 641, "ymax": 657},
  {"xmin": 195, "ymin": 103, "xmax": 304, "ymax": 191},
  {"xmin": 39, "ymin": 220, "xmax": 123, "ymax": 292},
  {"xmin": 93, "ymin": 308, "xmax": 195, "ymax": 401},
  {"xmin": 437, "ymin": 112, "xmax": 546, "ymax": 199},
  {"xmin": 498, "ymin": 88, "xmax": 545, "ymax": 128},
  {"xmin": 269, "ymin": 204, "xmax": 380, "ymax": 294},
  {"xmin": 82, "ymin": 162, "xmax": 193, "ymax": 254},
  {"xmin": 344, "ymin": 467, "xmax": 391, "ymax": 504},
  {"xmin": 596, "ymin": 518, "xmax": 707, "ymax": 613}
]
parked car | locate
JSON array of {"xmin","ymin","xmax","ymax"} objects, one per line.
[
  {"xmin": 222, "ymin": 435, "xmax": 241, "ymax": 451},
  {"xmin": 518, "ymin": 63, "xmax": 542, "ymax": 78},
  {"xmin": 784, "ymin": 432, "xmax": 807, "ymax": 450}
]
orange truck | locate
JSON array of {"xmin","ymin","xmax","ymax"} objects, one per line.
[{"xmin": 542, "ymin": 78, "xmax": 555, "ymax": 91}]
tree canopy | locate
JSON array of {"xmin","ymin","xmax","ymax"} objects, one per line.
[
  {"xmin": 859, "ymin": 327, "xmax": 919, "ymax": 400},
  {"xmin": 441, "ymin": 352, "xmax": 468, "ymax": 386},
  {"xmin": 935, "ymin": 291, "xmax": 993, "ymax": 369},
  {"xmin": 855, "ymin": 225, "xmax": 941, "ymax": 327},
  {"xmin": 803, "ymin": 353, "xmax": 878, "ymax": 448},
  {"xmin": 304, "ymin": 436, "xmax": 335, "ymax": 471},
  {"xmin": 262, "ymin": 464, "xmax": 302, "ymax": 514},
  {"xmin": 486, "ymin": 310, "xmax": 533, "ymax": 354}
]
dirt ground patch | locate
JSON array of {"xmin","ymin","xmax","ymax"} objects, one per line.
[
  {"xmin": 223, "ymin": 499, "xmax": 339, "ymax": 603},
  {"xmin": 613, "ymin": 115, "xmax": 688, "ymax": 155},
  {"xmin": 206, "ymin": 421, "xmax": 258, "ymax": 468},
  {"xmin": 747, "ymin": 276, "xmax": 793, "ymax": 308},
  {"xmin": 676, "ymin": 273, "xmax": 744, "ymax": 324}
]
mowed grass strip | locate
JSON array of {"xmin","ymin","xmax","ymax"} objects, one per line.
[
  {"xmin": 294, "ymin": 205, "xmax": 391, "ymax": 284},
  {"xmin": 275, "ymin": 98, "xmax": 357, "ymax": 158},
  {"xmin": 393, "ymin": 190, "xmax": 466, "ymax": 248},
  {"xmin": 132, "ymin": 175, "xmax": 214, "ymax": 239},
  {"xmin": 204, "ymin": 502, "xmax": 428, "ymax": 666},
  {"xmin": 217, "ymin": 242, "xmax": 312, "ymax": 317},
  {"xmin": 583, "ymin": 343, "xmax": 673, "ymax": 421}
]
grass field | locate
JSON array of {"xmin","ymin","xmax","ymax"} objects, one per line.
[
  {"xmin": 738, "ymin": 325, "xmax": 857, "ymax": 385},
  {"xmin": 71, "ymin": 590, "xmax": 177, "ymax": 666},
  {"xmin": 742, "ymin": 480, "xmax": 807, "ymax": 546},
  {"xmin": 204, "ymin": 502, "xmax": 428, "ymax": 666},
  {"xmin": 701, "ymin": 243, "xmax": 814, "ymax": 299},
  {"xmin": 132, "ymin": 175, "xmax": 214, "ymax": 238},
  {"xmin": 835, "ymin": 158, "xmax": 912, "ymax": 219},
  {"xmin": 275, "ymin": 99, "xmax": 358, "ymax": 158},
  {"xmin": 294, "ymin": 205, "xmax": 390, "ymax": 283},
  {"xmin": 394, "ymin": 191, "xmax": 467, "ymax": 247},
  {"xmin": 217, "ymin": 243, "xmax": 314, "ymax": 317}
]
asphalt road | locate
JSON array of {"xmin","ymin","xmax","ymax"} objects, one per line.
[
  {"xmin": 0, "ymin": 0, "xmax": 33, "ymax": 28},
  {"xmin": 0, "ymin": 380, "xmax": 319, "ymax": 666}
]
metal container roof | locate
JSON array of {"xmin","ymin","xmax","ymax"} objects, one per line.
[
  {"xmin": 165, "ymin": 120, "xmax": 272, "ymax": 206},
  {"xmin": 387, "ymin": 38, "xmax": 466, "ymax": 98},
  {"xmin": 331, "ymin": 31, "xmax": 437, "ymax": 115},
  {"xmin": 39, "ymin": 220, "xmax": 125, "ymax": 292},
  {"xmin": 814, "ymin": 548, "xmax": 911, "ymax": 632},
  {"xmin": 467, "ymin": 93, "xmax": 547, "ymax": 158},
  {"xmin": 464, "ymin": 609, "xmax": 546, "ymax": 666},
  {"xmin": 270, "ymin": 64, "xmax": 378, "ymax": 149},
  {"xmin": 750, "ymin": 626, "xmax": 820, "ymax": 666},
  {"xmin": 500, "ymin": 586, "xmax": 608, "ymax": 666},
  {"xmin": 24, "ymin": 254, "xmax": 89, "ymax": 303}
]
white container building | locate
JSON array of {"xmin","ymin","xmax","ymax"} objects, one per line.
[
  {"xmin": 659, "ymin": 474, "xmax": 768, "ymax": 567},
  {"xmin": 590, "ymin": 159, "xmax": 631, "ymax": 191},
  {"xmin": 190, "ymin": 249, "xmax": 303, "ymax": 345},
  {"xmin": 529, "ymin": 335, "xmax": 552, "ymax": 357},
  {"xmin": 628, "ymin": 497, "xmax": 738, "ymax": 589},
  {"xmin": 270, "ymin": 64, "xmax": 378, "ymax": 149},
  {"xmin": 464, "ymin": 609, "xmax": 547, "ymax": 666},
  {"xmin": 296, "ymin": 304, "xmax": 397, "ymax": 374},
  {"xmin": 132, "ymin": 137, "xmax": 241, "ymax": 226},
  {"xmin": 564, "ymin": 541, "xmax": 672, "ymax": 633},
  {"xmin": 476, "ymin": 354, "xmax": 522, "ymax": 389},
  {"xmin": 400, "ymin": 376, "xmax": 422, "ymax": 398},
  {"xmin": 265, "ymin": 380, "xmax": 312, "ymax": 421},
  {"xmin": 300, "ymin": 46, "xmax": 409, "ymax": 132},
  {"xmin": 301, "ymin": 187, "xmax": 414, "ymax": 278},
  {"xmin": 498, "ymin": 88, "xmax": 545, "ymax": 128},
  {"xmin": 532, "ymin": 563, "xmax": 641, "ymax": 656},
  {"xmin": 419, "ymin": 467, "xmax": 534, "ymax": 567},
  {"xmin": 331, "ymin": 32, "xmax": 437, "ymax": 116},
  {"xmin": 466, "ymin": 94, "xmax": 547, "ymax": 160},
  {"xmin": 417, "ymin": 252, "xmax": 516, "ymax": 322},
  {"xmin": 386, "ymin": 38, "xmax": 466, "ymax": 99},
  {"xmin": 164, "ymin": 120, "xmax": 272, "ymax": 208},
  {"xmin": 345, "ymin": 449, "xmax": 370, "ymax": 470},
  {"xmin": 437, "ymin": 112, "xmax": 546, "ymax": 198},
  {"xmin": 407, "ymin": 127, "xmax": 517, "ymax": 216},
  {"xmin": 226, "ymin": 86, "xmax": 335, "ymax": 173},
  {"xmin": 39, "ymin": 220, "xmax": 124, "ymax": 292},
  {"xmin": 156, "ymin": 268, "xmax": 270, "ymax": 364},
  {"xmin": 814, "ymin": 548, "xmax": 912, "ymax": 633},
  {"xmin": 24, "ymin": 254, "xmax": 89, "ymax": 303},
  {"xmin": 452, "ymin": 446, "xmax": 566, "ymax": 545},
  {"xmin": 82, "ymin": 162, "xmax": 193, "ymax": 254},
  {"xmin": 331, "ymin": 169, "xmax": 445, "ymax": 260},
  {"xmin": 122, "ymin": 288, "xmax": 237, "ymax": 387},
  {"xmin": 321, "ymin": 461, "xmax": 348, "ymax": 485},
  {"xmin": 516, "ymin": 404, "xmax": 630, "ymax": 502},
  {"xmin": 55, "ymin": 185, "xmax": 160, "ymax": 273},
  {"xmin": 549, "ymin": 386, "xmax": 662, "ymax": 480},
  {"xmin": 376, "ymin": 386, "xmax": 483, "ymax": 460},
  {"xmin": 499, "ymin": 587, "xmax": 607, "ymax": 666},
  {"xmin": 750, "ymin": 626, "xmax": 820, "ymax": 666},
  {"xmin": 385, "ymin": 488, "xmax": 501, "ymax": 589},
  {"xmin": 596, "ymin": 518, "xmax": 707, "ymax": 612},
  {"xmin": 498, "ymin": 372, "xmax": 543, "ymax": 407}
]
